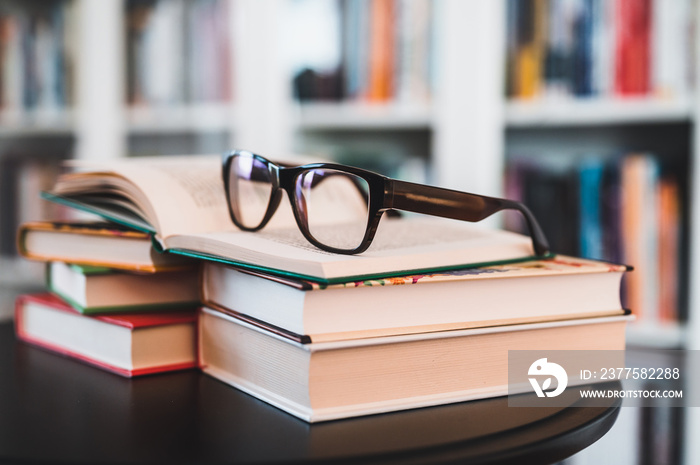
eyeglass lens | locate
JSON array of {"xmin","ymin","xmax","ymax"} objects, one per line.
[
  {"xmin": 229, "ymin": 152, "xmax": 372, "ymax": 251},
  {"xmin": 228, "ymin": 154, "xmax": 273, "ymax": 228},
  {"xmin": 295, "ymin": 169, "xmax": 370, "ymax": 251}
]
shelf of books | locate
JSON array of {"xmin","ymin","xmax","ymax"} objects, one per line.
[
  {"xmin": 124, "ymin": 0, "xmax": 234, "ymax": 137},
  {"xmin": 505, "ymin": 152, "xmax": 686, "ymax": 346},
  {"xmin": 0, "ymin": 0, "xmax": 76, "ymax": 135},
  {"xmin": 505, "ymin": 0, "xmax": 693, "ymax": 103},
  {"xmin": 124, "ymin": 0, "xmax": 232, "ymax": 109},
  {"xmin": 504, "ymin": 0, "xmax": 697, "ymax": 353},
  {"xmin": 284, "ymin": 0, "xmax": 437, "ymax": 182}
]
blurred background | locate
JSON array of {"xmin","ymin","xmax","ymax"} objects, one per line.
[{"xmin": 0, "ymin": 0, "xmax": 697, "ymax": 463}]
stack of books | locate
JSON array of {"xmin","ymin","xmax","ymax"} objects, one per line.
[
  {"xmin": 15, "ymin": 221, "xmax": 200, "ymax": 377},
  {"xmin": 16, "ymin": 154, "xmax": 632, "ymax": 422}
]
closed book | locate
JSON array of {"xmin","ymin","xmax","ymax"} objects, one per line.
[
  {"xmin": 15, "ymin": 293, "xmax": 198, "ymax": 377},
  {"xmin": 47, "ymin": 262, "xmax": 200, "ymax": 314},
  {"xmin": 18, "ymin": 220, "xmax": 195, "ymax": 273},
  {"xmin": 199, "ymin": 306, "xmax": 631, "ymax": 423},
  {"xmin": 202, "ymin": 255, "xmax": 628, "ymax": 342}
]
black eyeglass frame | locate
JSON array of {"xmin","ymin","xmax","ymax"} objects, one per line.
[{"xmin": 222, "ymin": 149, "xmax": 551, "ymax": 256}]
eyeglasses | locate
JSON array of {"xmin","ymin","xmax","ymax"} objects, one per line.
[{"xmin": 222, "ymin": 149, "xmax": 550, "ymax": 256}]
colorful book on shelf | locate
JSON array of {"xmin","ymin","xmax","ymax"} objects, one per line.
[
  {"xmin": 615, "ymin": 0, "xmax": 651, "ymax": 95},
  {"xmin": 15, "ymin": 293, "xmax": 198, "ymax": 377},
  {"xmin": 578, "ymin": 158, "xmax": 605, "ymax": 260},
  {"xmin": 202, "ymin": 255, "xmax": 630, "ymax": 343},
  {"xmin": 18, "ymin": 220, "xmax": 195, "ymax": 273},
  {"xmin": 42, "ymin": 155, "xmax": 541, "ymax": 284},
  {"xmin": 513, "ymin": 0, "xmax": 546, "ymax": 99},
  {"xmin": 657, "ymin": 177, "xmax": 680, "ymax": 323},
  {"xmin": 199, "ymin": 305, "xmax": 632, "ymax": 423},
  {"xmin": 366, "ymin": 0, "xmax": 394, "ymax": 101},
  {"xmin": 621, "ymin": 154, "xmax": 659, "ymax": 321},
  {"xmin": 46, "ymin": 261, "xmax": 200, "ymax": 314}
]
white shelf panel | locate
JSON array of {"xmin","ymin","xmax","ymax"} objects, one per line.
[
  {"xmin": 0, "ymin": 109, "xmax": 76, "ymax": 136},
  {"xmin": 126, "ymin": 103, "xmax": 236, "ymax": 134},
  {"xmin": 295, "ymin": 102, "xmax": 433, "ymax": 130},
  {"xmin": 626, "ymin": 321, "xmax": 687, "ymax": 349},
  {"xmin": 0, "ymin": 258, "xmax": 44, "ymax": 288},
  {"xmin": 505, "ymin": 97, "xmax": 693, "ymax": 127}
]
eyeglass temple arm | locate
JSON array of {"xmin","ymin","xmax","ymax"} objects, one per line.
[{"xmin": 389, "ymin": 180, "xmax": 551, "ymax": 257}]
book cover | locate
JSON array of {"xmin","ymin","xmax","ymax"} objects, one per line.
[
  {"xmin": 201, "ymin": 255, "xmax": 629, "ymax": 342},
  {"xmin": 18, "ymin": 220, "xmax": 194, "ymax": 272},
  {"xmin": 46, "ymin": 261, "xmax": 200, "ymax": 314},
  {"xmin": 15, "ymin": 293, "xmax": 198, "ymax": 377},
  {"xmin": 199, "ymin": 306, "xmax": 632, "ymax": 422}
]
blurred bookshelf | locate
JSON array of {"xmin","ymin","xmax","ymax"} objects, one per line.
[
  {"xmin": 503, "ymin": 1, "xmax": 699, "ymax": 463},
  {"xmin": 0, "ymin": 0, "xmax": 698, "ymax": 463},
  {"xmin": 1, "ymin": 0, "xmax": 697, "ymax": 347}
]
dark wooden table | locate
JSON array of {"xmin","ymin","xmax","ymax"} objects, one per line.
[{"xmin": 0, "ymin": 322, "xmax": 620, "ymax": 464}]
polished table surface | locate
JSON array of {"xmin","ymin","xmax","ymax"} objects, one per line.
[{"xmin": 0, "ymin": 323, "xmax": 620, "ymax": 465}]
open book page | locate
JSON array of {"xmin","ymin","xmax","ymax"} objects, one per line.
[
  {"xmin": 55, "ymin": 155, "xmax": 369, "ymax": 240},
  {"xmin": 55, "ymin": 156, "xmax": 299, "ymax": 238},
  {"xmin": 165, "ymin": 217, "xmax": 535, "ymax": 281}
]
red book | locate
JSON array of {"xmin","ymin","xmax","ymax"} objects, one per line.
[
  {"xmin": 615, "ymin": 0, "xmax": 651, "ymax": 95},
  {"xmin": 15, "ymin": 293, "xmax": 198, "ymax": 377}
]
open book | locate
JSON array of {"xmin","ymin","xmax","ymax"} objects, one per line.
[{"xmin": 45, "ymin": 155, "xmax": 539, "ymax": 283}]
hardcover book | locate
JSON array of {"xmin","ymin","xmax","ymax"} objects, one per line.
[
  {"xmin": 15, "ymin": 293, "xmax": 198, "ymax": 377},
  {"xmin": 202, "ymin": 255, "xmax": 629, "ymax": 342},
  {"xmin": 47, "ymin": 262, "xmax": 200, "ymax": 314},
  {"xmin": 18, "ymin": 220, "xmax": 194, "ymax": 273},
  {"xmin": 45, "ymin": 155, "xmax": 538, "ymax": 284},
  {"xmin": 198, "ymin": 306, "xmax": 632, "ymax": 422}
]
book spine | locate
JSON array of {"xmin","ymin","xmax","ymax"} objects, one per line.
[
  {"xmin": 615, "ymin": 0, "xmax": 651, "ymax": 95},
  {"xmin": 656, "ymin": 178, "xmax": 680, "ymax": 323},
  {"xmin": 572, "ymin": 0, "xmax": 594, "ymax": 96},
  {"xmin": 367, "ymin": 0, "xmax": 395, "ymax": 101},
  {"xmin": 578, "ymin": 158, "xmax": 604, "ymax": 260}
]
